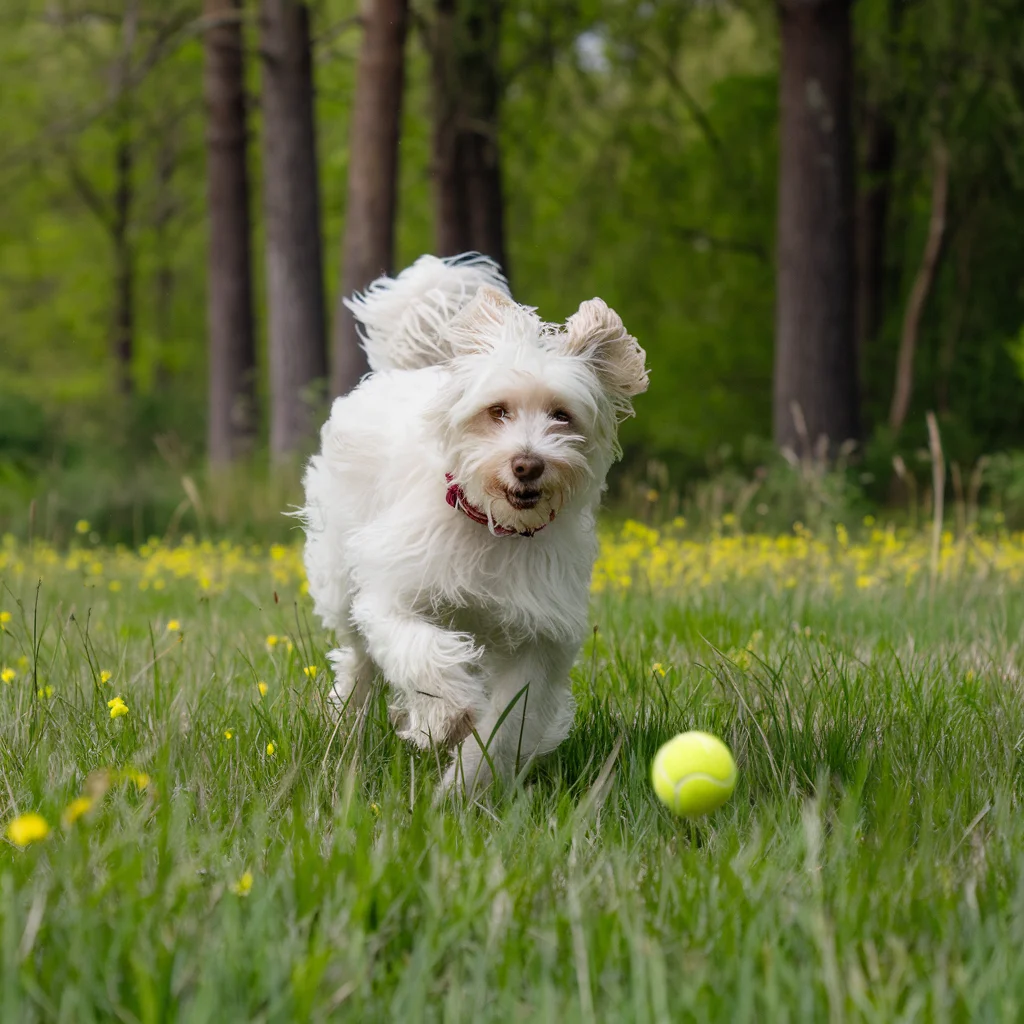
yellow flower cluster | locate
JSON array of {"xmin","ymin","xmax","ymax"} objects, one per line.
[
  {"xmin": 590, "ymin": 520, "xmax": 1024, "ymax": 594},
  {"xmin": 6, "ymin": 812, "xmax": 50, "ymax": 846},
  {"xmin": 231, "ymin": 871, "xmax": 254, "ymax": 896},
  {"xmin": 0, "ymin": 534, "xmax": 307, "ymax": 597},
  {"xmin": 107, "ymin": 696, "xmax": 129, "ymax": 719},
  {"xmin": 3, "ymin": 521, "xmax": 1024, "ymax": 610}
]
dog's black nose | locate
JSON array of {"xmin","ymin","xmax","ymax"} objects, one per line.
[{"xmin": 511, "ymin": 454, "xmax": 545, "ymax": 482}]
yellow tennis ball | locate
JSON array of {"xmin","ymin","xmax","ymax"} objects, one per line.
[{"xmin": 651, "ymin": 731, "xmax": 737, "ymax": 817}]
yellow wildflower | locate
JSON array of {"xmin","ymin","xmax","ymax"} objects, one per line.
[
  {"xmin": 37, "ymin": 686, "xmax": 54, "ymax": 699},
  {"xmin": 128, "ymin": 771, "xmax": 150, "ymax": 791},
  {"xmin": 1, "ymin": 667, "xmax": 15, "ymax": 684},
  {"xmin": 75, "ymin": 519, "xmax": 90, "ymax": 535},
  {"xmin": 99, "ymin": 670, "xmax": 112, "ymax": 684},
  {"xmin": 856, "ymin": 575, "xmax": 875, "ymax": 590},
  {"xmin": 108, "ymin": 580, "xmax": 122, "ymax": 592},
  {"xmin": 651, "ymin": 662, "xmax": 667, "ymax": 678},
  {"xmin": 62, "ymin": 796, "xmax": 93, "ymax": 827},
  {"xmin": 166, "ymin": 619, "xmax": 181, "ymax": 632},
  {"xmin": 224, "ymin": 729, "xmax": 234, "ymax": 740},
  {"xmin": 302, "ymin": 665, "xmax": 317, "ymax": 678},
  {"xmin": 266, "ymin": 742, "xmax": 276, "ymax": 757},
  {"xmin": 6, "ymin": 812, "xmax": 50, "ymax": 847},
  {"xmin": 257, "ymin": 681, "xmax": 268, "ymax": 697},
  {"xmin": 231, "ymin": 871, "xmax": 253, "ymax": 896},
  {"xmin": 265, "ymin": 634, "xmax": 279, "ymax": 650},
  {"xmin": 0, "ymin": 610, "xmax": 11, "ymax": 628},
  {"xmin": 108, "ymin": 696, "xmax": 129, "ymax": 719}
]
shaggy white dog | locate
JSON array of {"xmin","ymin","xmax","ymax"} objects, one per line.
[{"xmin": 300, "ymin": 254, "xmax": 647, "ymax": 794}]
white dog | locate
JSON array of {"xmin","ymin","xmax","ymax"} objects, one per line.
[{"xmin": 300, "ymin": 254, "xmax": 647, "ymax": 794}]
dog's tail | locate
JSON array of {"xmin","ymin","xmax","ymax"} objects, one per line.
[{"xmin": 343, "ymin": 253, "xmax": 509, "ymax": 372}]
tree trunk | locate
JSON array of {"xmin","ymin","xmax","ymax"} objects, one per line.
[
  {"xmin": 332, "ymin": 0, "xmax": 409, "ymax": 397},
  {"xmin": 153, "ymin": 126, "xmax": 177, "ymax": 389},
  {"xmin": 888, "ymin": 140, "xmax": 949, "ymax": 433},
  {"xmin": 854, "ymin": 107, "xmax": 896, "ymax": 378},
  {"xmin": 203, "ymin": 0, "xmax": 258, "ymax": 464},
  {"xmin": 260, "ymin": 0, "xmax": 329, "ymax": 461},
  {"xmin": 773, "ymin": 0, "xmax": 859, "ymax": 453},
  {"xmin": 112, "ymin": 127, "xmax": 135, "ymax": 398},
  {"xmin": 429, "ymin": 0, "xmax": 507, "ymax": 272},
  {"xmin": 461, "ymin": 0, "xmax": 506, "ymax": 272},
  {"xmin": 431, "ymin": 0, "xmax": 472, "ymax": 257},
  {"xmin": 111, "ymin": 2, "xmax": 139, "ymax": 399}
]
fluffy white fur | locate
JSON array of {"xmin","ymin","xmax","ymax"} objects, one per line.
[{"xmin": 300, "ymin": 253, "xmax": 648, "ymax": 795}]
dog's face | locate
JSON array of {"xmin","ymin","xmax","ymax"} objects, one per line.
[{"xmin": 435, "ymin": 287, "xmax": 648, "ymax": 534}]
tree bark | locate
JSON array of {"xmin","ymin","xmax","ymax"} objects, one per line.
[
  {"xmin": 112, "ymin": 126, "xmax": 135, "ymax": 398},
  {"xmin": 260, "ymin": 0, "xmax": 329, "ymax": 461},
  {"xmin": 203, "ymin": 0, "xmax": 258, "ymax": 464},
  {"xmin": 431, "ymin": 0, "xmax": 472, "ymax": 256},
  {"xmin": 429, "ymin": 0, "xmax": 507, "ymax": 273},
  {"xmin": 888, "ymin": 140, "xmax": 949, "ymax": 433},
  {"xmin": 773, "ymin": 0, "xmax": 860, "ymax": 453},
  {"xmin": 154, "ymin": 129, "xmax": 175, "ymax": 384},
  {"xmin": 854, "ymin": 107, "xmax": 896, "ymax": 375},
  {"xmin": 332, "ymin": 0, "xmax": 409, "ymax": 397},
  {"xmin": 110, "ymin": 1, "xmax": 139, "ymax": 398},
  {"xmin": 461, "ymin": 0, "xmax": 505, "ymax": 271}
]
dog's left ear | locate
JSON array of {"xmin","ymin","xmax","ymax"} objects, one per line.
[
  {"xmin": 562, "ymin": 299, "xmax": 649, "ymax": 399},
  {"xmin": 446, "ymin": 284, "xmax": 518, "ymax": 356}
]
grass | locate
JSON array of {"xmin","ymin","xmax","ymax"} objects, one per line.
[{"xmin": 3, "ymin": 524, "xmax": 1024, "ymax": 1021}]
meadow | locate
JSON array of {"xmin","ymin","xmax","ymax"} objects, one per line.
[{"xmin": 3, "ymin": 520, "xmax": 1024, "ymax": 1021}]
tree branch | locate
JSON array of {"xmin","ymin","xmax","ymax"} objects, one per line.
[
  {"xmin": 631, "ymin": 37, "xmax": 725, "ymax": 158},
  {"xmin": 63, "ymin": 152, "xmax": 114, "ymax": 235},
  {"xmin": 889, "ymin": 139, "xmax": 950, "ymax": 432}
]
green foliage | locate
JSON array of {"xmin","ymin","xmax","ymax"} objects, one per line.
[{"xmin": 2, "ymin": 0, "xmax": 1024, "ymax": 509}]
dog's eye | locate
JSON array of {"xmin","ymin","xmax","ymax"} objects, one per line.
[
  {"xmin": 551, "ymin": 409, "xmax": 572, "ymax": 425},
  {"xmin": 489, "ymin": 405, "xmax": 508, "ymax": 422}
]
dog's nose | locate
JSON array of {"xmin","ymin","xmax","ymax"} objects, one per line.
[{"xmin": 511, "ymin": 454, "xmax": 545, "ymax": 482}]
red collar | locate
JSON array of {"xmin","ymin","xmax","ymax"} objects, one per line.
[{"xmin": 445, "ymin": 474, "xmax": 553, "ymax": 537}]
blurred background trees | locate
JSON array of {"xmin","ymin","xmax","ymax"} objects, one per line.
[{"xmin": 2, "ymin": 0, "xmax": 1024, "ymax": 539}]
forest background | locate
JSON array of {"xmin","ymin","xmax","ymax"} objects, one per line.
[{"xmin": 2, "ymin": 0, "xmax": 1023, "ymax": 542}]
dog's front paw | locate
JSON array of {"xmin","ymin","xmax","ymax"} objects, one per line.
[{"xmin": 394, "ymin": 696, "xmax": 477, "ymax": 749}]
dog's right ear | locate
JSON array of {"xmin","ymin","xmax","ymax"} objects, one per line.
[
  {"xmin": 445, "ymin": 285, "xmax": 518, "ymax": 356},
  {"xmin": 562, "ymin": 298, "xmax": 649, "ymax": 402}
]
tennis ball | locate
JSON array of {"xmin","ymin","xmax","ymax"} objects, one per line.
[{"xmin": 651, "ymin": 731, "xmax": 736, "ymax": 817}]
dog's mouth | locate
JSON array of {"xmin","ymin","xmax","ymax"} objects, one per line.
[{"xmin": 505, "ymin": 487, "xmax": 542, "ymax": 510}]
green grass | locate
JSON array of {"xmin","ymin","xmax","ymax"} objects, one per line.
[{"xmin": 3, "ymin": 546, "xmax": 1024, "ymax": 1021}]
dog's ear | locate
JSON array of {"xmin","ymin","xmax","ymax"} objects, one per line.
[
  {"xmin": 446, "ymin": 285, "xmax": 518, "ymax": 355},
  {"xmin": 562, "ymin": 298, "xmax": 649, "ymax": 400}
]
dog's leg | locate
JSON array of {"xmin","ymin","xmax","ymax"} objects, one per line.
[
  {"xmin": 349, "ymin": 591, "xmax": 484, "ymax": 748},
  {"xmin": 440, "ymin": 639, "xmax": 577, "ymax": 799},
  {"xmin": 325, "ymin": 645, "xmax": 375, "ymax": 716}
]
